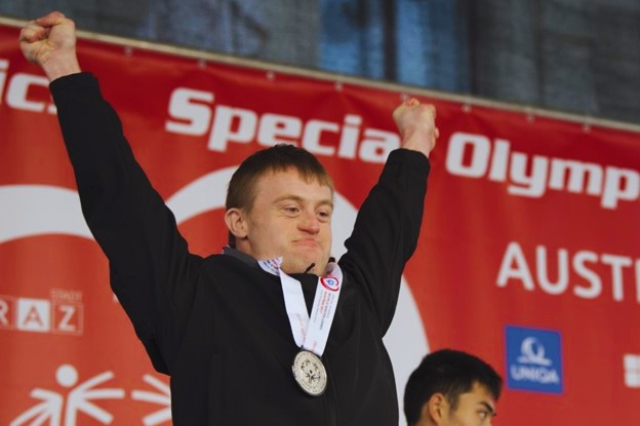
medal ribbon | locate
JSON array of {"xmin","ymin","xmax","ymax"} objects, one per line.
[{"xmin": 258, "ymin": 257, "xmax": 343, "ymax": 357}]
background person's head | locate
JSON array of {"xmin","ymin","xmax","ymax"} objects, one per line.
[
  {"xmin": 225, "ymin": 144, "xmax": 335, "ymax": 275},
  {"xmin": 404, "ymin": 349, "xmax": 503, "ymax": 426}
]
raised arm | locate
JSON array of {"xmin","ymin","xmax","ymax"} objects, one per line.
[
  {"xmin": 20, "ymin": 12, "xmax": 200, "ymax": 373},
  {"xmin": 340, "ymin": 98, "xmax": 437, "ymax": 335}
]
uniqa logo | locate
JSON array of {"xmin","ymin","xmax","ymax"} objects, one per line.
[
  {"xmin": 505, "ymin": 326, "xmax": 563, "ymax": 393},
  {"xmin": 511, "ymin": 336, "xmax": 560, "ymax": 385}
]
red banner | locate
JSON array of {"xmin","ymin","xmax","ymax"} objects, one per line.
[{"xmin": 1, "ymin": 22, "xmax": 639, "ymax": 424}]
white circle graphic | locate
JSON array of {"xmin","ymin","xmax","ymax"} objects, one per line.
[
  {"xmin": 2, "ymin": 170, "xmax": 429, "ymax": 422},
  {"xmin": 165, "ymin": 168, "xmax": 429, "ymax": 419}
]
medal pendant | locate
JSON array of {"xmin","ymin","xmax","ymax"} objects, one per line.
[{"xmin": 292, "ymin": 350, "xmax": 328, "ymax": 396}]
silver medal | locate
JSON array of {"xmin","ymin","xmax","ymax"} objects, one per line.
[{"xmin": 292, "ymin": 350, "xmax": 328, "ymax": 396}]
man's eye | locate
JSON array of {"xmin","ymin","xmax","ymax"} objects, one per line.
[
  {"xmin": 317, "ymin": 210, "xmax": 331, "ymax": 221},
  {"xmin": 284, "ymin": 206, "xmax": 299, "ymax": 214}
]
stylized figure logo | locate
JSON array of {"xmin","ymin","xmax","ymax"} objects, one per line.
[
  {"xmin": 10, "ymin": 364, "xmax": 125, "ymax": 426},
  {"xmin": 132, "ymin": 374, "xmax": 172, "ymax": 425},
  {"xmin": 518, "ymin": 337, "xmax": 552, "ymax": 366}
]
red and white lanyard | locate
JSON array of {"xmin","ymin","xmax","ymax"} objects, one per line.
[{"xmin": 259, "ymin": 257, "xmax": 343, "ymax": 356}]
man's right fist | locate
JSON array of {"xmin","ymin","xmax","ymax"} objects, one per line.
[{"xmin": 19, "ymin": 11, "xmax": 81, "ymax": 81}]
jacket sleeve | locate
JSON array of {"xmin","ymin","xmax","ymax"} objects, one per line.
[
  {"xmin": 50, "ymin": 72, "xmax": 200, "ymax": 374},
  {"xmin": 338, "ymin": 149, "xmax": 430, "ymax": 336}
]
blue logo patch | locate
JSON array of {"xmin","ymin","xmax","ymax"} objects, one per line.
[{"xmin": 505, "ymin": 326, "xmax": 563, "ymax": 394}]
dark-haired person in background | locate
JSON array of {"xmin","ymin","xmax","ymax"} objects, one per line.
[
  {"xmin": 20, "ymin": 11, "xmax": 438, "ymax": 425},
  {"xmin": 404, "ymin": 349, "xmax": 503, "ymax": 426}
]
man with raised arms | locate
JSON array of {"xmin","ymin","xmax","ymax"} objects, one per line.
[{"xmin": 20, "ymin": 11, "xmax": 438, "ymax": 425}]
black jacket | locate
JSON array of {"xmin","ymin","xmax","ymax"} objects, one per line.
[{"xmin": 50, "ymin": 72, "xmax": 430, "ymax": 425}]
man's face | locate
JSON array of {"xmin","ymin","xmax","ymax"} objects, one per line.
[
  {"xmin": 433, "ymin": 383, "xmax": 497, "ymax": 426},
  {"xmin": 234, "ymin": 168, "xmax": 333, "ymax": 275}
]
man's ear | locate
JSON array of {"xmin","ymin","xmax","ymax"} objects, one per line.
[
  {"xmin": 426, "ymin": 393, "xmax": 448, "ymax": 425},
  {"xmin": 224, "ymin": 208, "xmax": 248, "ymax": 240}
]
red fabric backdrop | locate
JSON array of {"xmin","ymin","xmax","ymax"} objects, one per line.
[{"xmin": 1, "ymin": 23, "xmax": 639, "ymax": 424}]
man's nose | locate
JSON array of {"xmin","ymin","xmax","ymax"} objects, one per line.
[{"xmin": 298, "ymin": 210, "xmax": 320, "ymax": 233}]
